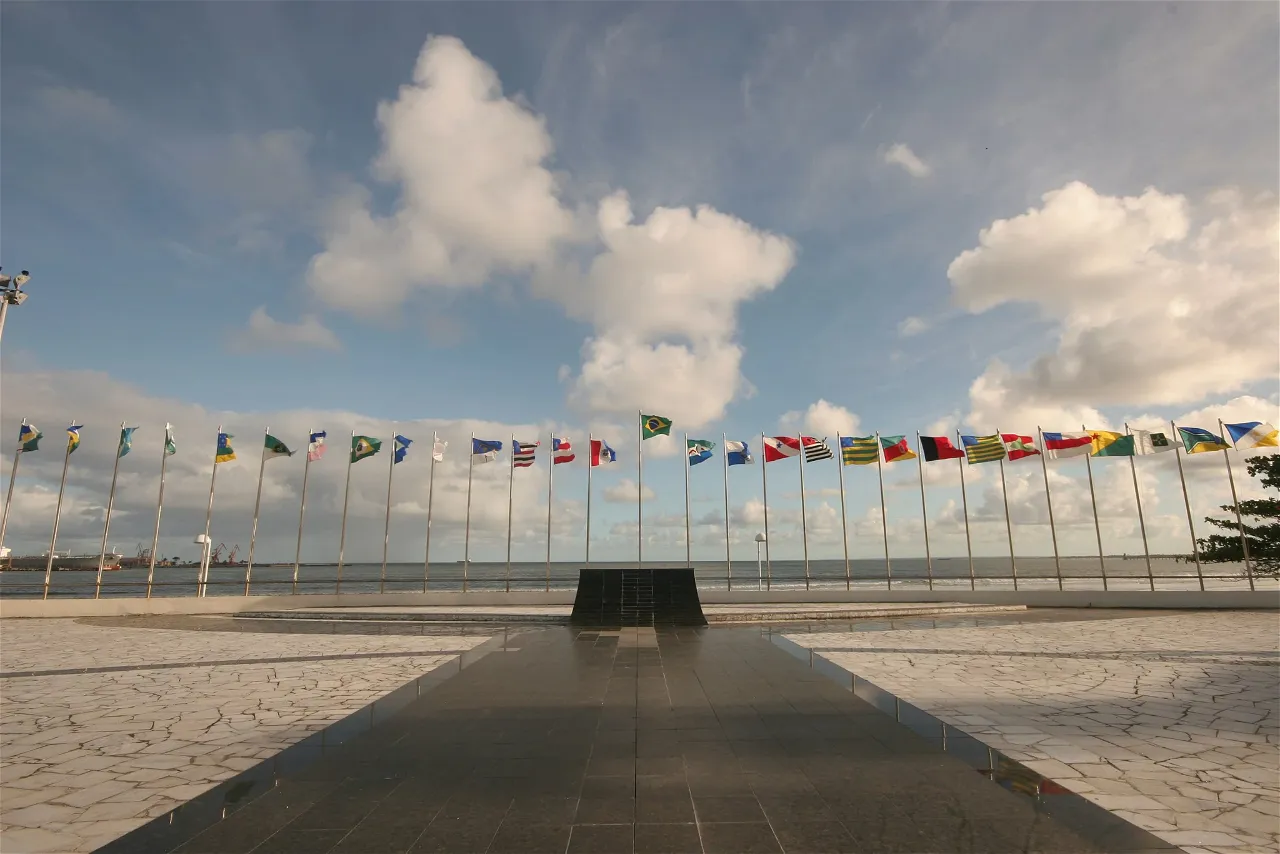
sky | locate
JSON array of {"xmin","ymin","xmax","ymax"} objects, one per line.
[{"xmin": 1, "ymin": 1, "xmax": 1277, "ymax": 566}]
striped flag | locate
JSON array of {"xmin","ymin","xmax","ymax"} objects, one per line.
[
  {"xmin": 961, "ymin": 434, "xmax": 1006, "ymax": 465},
  {"xmin": 1042, "ymin": 431, "xmax": 1092, "ymax": 459},
  {"xmin": 919, "ymin": 435, "xmax": 965, "ymax": 462},
  {"xmin": 513, "ymin": 441, "xmax": 539, "ymax": 468},
  {"xmin": 840, "ymin": 435, "xmax": 879, "ymax": 466},
  {"xmin": 802, "ymin": 437, "xmax": 833, "ymax": 462},
  {"xmin": 552, "ymin": 437, "xmax": 575, "ymax": 464},
  {"xmin": 1002, "ymin": 433, "xmax": 1040, "ymax": 461}
]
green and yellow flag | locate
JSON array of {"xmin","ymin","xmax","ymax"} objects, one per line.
[
  {"xmin": 351, "ymin": 435, "xmax": 382, "ymax": 463},
  {"xmin": 641, "ymin": 414, "xmax": 672, "ymax": 439},
  {"xmin": 839, "ymin": 435, "xmax": 879, "ymax": 466},
  {"xmin": 961, "ymin": 434, "xmax": 1005, "ymax": 465},
  {"xmin": 1088, "ymin": 430, "xmax": 1134, "ymax": 457},
  {"xmin": 66, "ymin": 425, "xmax": 84, "ymax": 455},
  {"xmin": 215, "ymin": 432, "xmax": 236, "ymax": 464},
  {"xmin": 17, "ymin": 423, "xmax": 42, "ymax": 453}
]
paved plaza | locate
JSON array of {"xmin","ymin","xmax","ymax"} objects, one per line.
[{"xmin": 787, "ymin": 612, "xmax": 1280, "ymax": 854}]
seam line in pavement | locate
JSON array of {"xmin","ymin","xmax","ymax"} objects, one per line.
[{"xmin": 0, "ymin": 649, "xmax": 473, "ymax": 679}]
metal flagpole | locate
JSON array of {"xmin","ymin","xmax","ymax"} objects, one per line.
[
  {"xmin": 797, "ymin": 434, "xmax": 811, "ymax": 591},
  {"xmin": 545, "ymin": 433, "xmax": 554, "ymax": 592},
  {"xmin": 198, "ymin": 425, "xmax": 219, "ymax": 599},
  {"xmin": 1037, "ymin": 428, "xmax": 1063, "ymax": 590},
  {"xmin": 915, "ymin": 432, "xmax": 933, "ymax": 591},
  {"xmin": 722, "ymin": 433, "xmax": 732, "ymax": 590},
  {"xmin": 44, "ymin": 422, "xmax": 76, "ymax": 600},
  {"xmin": 423, "ymin": 432, "xmax": 438, "ymax": 592},
  {"xmin": 1219, "ymin": 419, "xmax": 1255, "ymax": 591},
  {"xmin": 1124, "ymin": 423, "xmax": 1154, "ymax": 591},
  {"xmin": 245, "ymin": 426, "xmax": 269, "ymax": 596},
  {"xmin": 1083, "ymin": 423, "xmax": 1107, "ymax": 590},
  {"xmin": 293, "ymin": 428, "xmax": 312, "ymax": 594},
  {"xmin": 760, "ymin": 432, "xmax": 771, "ymax": 589},
  {"xmin": 836, "ymin": 433, "xmax": 851, "ymax": 591},
  {"xmin": 336, "ymin": 430, "xmax": 355, "ymax": 594},
  {"xmin": 147, "ymin": 425, "xmax": 171, "ymax": 599},
  {"xmin": 0, "ymin": 420, "xmax": 25, "ymax": 554},
  {"xmin": 95, "ymin": 422, "xmax": 126, "ymax": 599},
  {"xmin": 995, "ymin": 427, "xmax": 1017, "ymax": 591},
  {"xmin": 875, "ymin": 432, "xmax": 891, "ymax": 589},
  {"xmin": 585, "ymin": 433, "xmax": 593, "ymax": 566},
  {"xmin": 957, "ymin": 431, "xmax": 975, "ymax": 590},
  {"xmin": 1170, "ymin": 421, "xmax": 1204, "ymax": 590},
  {"xmin": 683, "ymin": 433, "xmax": 692, "ymax": 568},
  {"xmin": 380, "ymin": 424, "xmax": 397, "ymax": 594},
  {"xmin": 505, "ymin": 434, "xmax": 515, "ymax": 593},
  {"xmin": 637, "ymin": 410, "xmax": 643, "ymax": 568},
  {"xmin": 463, "ymin": 432, "xmax": 475, "ymax": 592}
]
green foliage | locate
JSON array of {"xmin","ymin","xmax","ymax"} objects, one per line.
[{"xmin": 1198, "ymin": 454, "xmax": 1280, "ymax": 577}]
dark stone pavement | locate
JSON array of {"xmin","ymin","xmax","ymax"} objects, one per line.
[{"xmin": 109, "ymin": 625, "xmax": 1174, "ymax": 853}]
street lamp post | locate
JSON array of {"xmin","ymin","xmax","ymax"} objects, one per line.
[
  {"xmin": 754, "ymin": 532, "xmax": 766, "ymax": 591},
  {"xmin": 0, "ymin": 269, "xmax": 33, "ymax": 349}
]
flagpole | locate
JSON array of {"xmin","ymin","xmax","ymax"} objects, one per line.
[
  {"xmin": 1083, "ymin": 423, "xmax": 1107, "ymax": 590},
  {"xmin": 95, "ymin": 422, "xmax": 127, "ymax": 599},
  {"xmin": 957, "ymin": 431, "xmax": 975, "ymax": 590},
  {"xmin": 0, "ymin": 420, "xmax": 26, "ymax": 555},
  {"xmin": 722, "ymin": 433, "xmax": 732, "ymax": 590},
  {"xmin": 545, "ymin": 433, "xmax": 554, "ymax": 593},
  {"xmin": 1036, "ymin": 427, "xmax": 1063, "ymax": 591},
  {"xmin": 682, "ymin": 433, "xmax": 692, "ymax": 568},
  {"xmin": 293, "ymin": 428, "xmax": 312, "ymax": 594},
  {"xmin": 336, "ymin": 430, "xmax": 354, "ymax": 594},
  {"xmin": 423, "ymin": 432, "xmax": 437, "ymax": 592},
  {"xmin": 915, "ymin": 432, "xmax": 933, "ymax": 591},
  {"xmin": 585, "ymin": 433, "xmax": 593, "ymax": 567},
  {"xmin": 463, "ymin": 432, "xmax": 475, "ymax": 592},
  {"xmin": 245, "ymin": 426, "xmax": 269, "ymax": 596},
  {"xmin": 1219, "ymin": 418, "xmax": 1255, "ymax": 591},
  {"xmin": 199, "ymin": 425, "xmax": 219, "ymax": 599},
  {"xmin": 836, "ymin": 433, "xmax": 850, "ymax": 591},
  {"xmin": 146, "ymin": 426, "xmax": 169, "ymax": 599},
  {"xmin": 44, "ymin": 422, "xmax": 76, "ymax": 600},
  {"xmin": 995, "ymin": 427, "xmax": 1017, "ymax": 591},
  {"xmin": 505, "ymin": 434, "xmax": 515, "ymax": 593},
  {"xmin": 380, "ymin": 424, "xmax": 397, "ymax": 594},
  {"xmin": 875, "ymin": 432, "xmax": 891, "ymax": 590},
  {"xmin": 797, "ymin": 433, "xmax": 811, "ymax": 591},
  {"xmin": 637, "ymin": 410, "xmax": 643, "ymax": 568},
  {"xmin": 1169, "ymin": 421, "xmax": 1204, "ymax": 590},
  {"xmin": 1124, "ymin": 423, "xmax": 1154, "ymax": 591},
  {"xmin": 760, "ymin": 431, "xmax": 771, "ymax": 589}
]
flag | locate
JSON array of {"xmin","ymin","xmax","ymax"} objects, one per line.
[
  {"xmin": 394, "ymin": 435, "xmax": 412, "ymax": 464},
  {"xmin": 687, "ymin": 439, "xmax": 715, "ymax": 466},
  {"xmin": 164, "ymin": 424, "xmax": 176, "ymax": 457},
  {"xmin": 919, "ymin": 435, "xmax": 964, "ymax": 462},
  {"xmin": 552, "ymin": 437, "xmax": 575, "ymax": 464},
  {"xmin": 641, "ymin": 414, "xmax": 672, "ymax": 439},
  {"xmin": 803, "ymin": 436, "xmax": 834, "ymax": 462},
  {"xmin": 432, "ymin": 438, "xmax": 447, "ymax": 462},
  {"xmin": 472, "ymin": 438, "xmax": 502, "ymax": 463},
  {"xmin": 65, "ymin": 425, "xmax": 84, "ymax": 455},
  {"xmin": 118, "ymin": 427, "xmax": 137, "ymax": 459},
  {"xmin": 215, "ymin": 432, "xmax": 235, "ymax": 464},
  {"xmin": 1224, "ymin": 421, "xmax": 1280, "ymax": 450},
  {"xmin": 513, "ymin": 441, "xmax": 539, "ymax": 467},
  {"xmin": 1041, "ymin": 432, "xmax": 1092, "ymax": 459},
  {"xmin": 725, "ymin": 440, "xmax": 753, "ymax": 466},
  {"xmin": 1179, "ymin": 426, "xmax": 1230, "ymax": 454},
  {"xmin": 1002, "ymin": 434, "xmax": 1040, "ymax": 461},
  {"xmin": 264, "ymin": 434, "xmax": 294, "ymax": 459},
  {"xmin": 1089, "ymin": 431, "xmax": 1134, "ymax": 457},
  {"xmin": 1133, "ymin": 430, "xmax": 1177, "ymax": 455},
  {"xmin": 351, "ymin": 435, "xmax": 381, "ymax": 463},
  {"xmin": 17, "ymin": 423, "xmax": 42, "ymax": 453},
  {"xmin": 590, "ymin": 439, "xmax": 616, "ymax": 466},
  {"xmin": 961, "ymin": 434, "xmax": 1005, "ymax": 465},
  {"xmin": 839, "ymin": 435, "xmax": 879, "ymax": 466},
  {"xmin": 881, "ymin": 435, "xmax": 917, "ymax": 463},
  {"xmin": 763, "ymin": 436, "xmax": 802, "ymax": 462},
  {"xmin": 307, "ymin": 431, "xmax": 327, "ymax": 462}
]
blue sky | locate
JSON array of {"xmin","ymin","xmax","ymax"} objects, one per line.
[{"xmin": 1, "ymin": 2, "xmax": 1277, "ymax": 563}]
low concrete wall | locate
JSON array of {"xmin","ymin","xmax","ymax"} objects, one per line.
[{"xmin": 1, "ymin": 588, "xmax": 1275, "ymax": 619}]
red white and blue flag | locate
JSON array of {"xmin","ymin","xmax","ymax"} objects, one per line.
[
  {"xmin": 590, "ymin": 439, "xmax": 616, "ymax": 467},
  {"xmin": 552, "ymin": 437, "xmax": 575, "ymax": 464},
  {"xmin": 763, "ymin": 436, "xmax": 802, "ymax": 462},
  {"xmin": 513, "ymin": 441, "xmax": 539, "ymax": 468},
  {"xmin": 1042, "ymin": 432, "xmax": 1093, "ymax": 459}
]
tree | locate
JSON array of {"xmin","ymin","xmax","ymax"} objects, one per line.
[{"xmin": 1198, "ymin": 454, "xmax": 1280, "ymax": 577}]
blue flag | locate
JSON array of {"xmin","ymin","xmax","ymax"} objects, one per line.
[
  {"xmin": 394, "ymin": 434, "xmax": 412, "ymax": 464},
  {"xmin": 687, "ymin": 439, "xmax": 715, "ymax": 466},
  {"xmin": 118, "ymin": 427, "xmax": 137, "ymax": 458},
  {"xmin": 472, "ymin": 438, "xmax": 503, "ymax": 463},
  {"xmin": 725, "ymin": 440, "xmax": 753, "ymax": 466}
]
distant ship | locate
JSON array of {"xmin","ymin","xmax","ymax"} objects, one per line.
[{"xmin": 1, "ymin": 551, "xmax": 123, "ymax": 571}]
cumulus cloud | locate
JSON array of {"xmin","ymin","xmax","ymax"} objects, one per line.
[
  {"xmin": 897, "ymin": 316, "xmax": 929, "ymax": 337},
  {"xmin": 603, "ymin": 479, "xmax": 656, "ymax": 503},
  {"xmin": 882, "ymin": 142, "xmax": 931, "ymax": 178},
  {"xmin": 233, "ymin": 307, "xmax": 341, "ymax": 352},
  {"xmin": 952, "ymin": 182, "xmax": 1280, "ymax": 428},
  {"xmin": 779, "ymin": 399, "xmax": 861, "ymax": 437}
]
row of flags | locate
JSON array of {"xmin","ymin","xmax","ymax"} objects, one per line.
[{"xmin": 12, "ymin": 417, "xmax": 1279, "ymax": 467}]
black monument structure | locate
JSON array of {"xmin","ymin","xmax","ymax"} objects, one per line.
[{"xmin": 569, "ymin": 566, "xmax": 707, "ymax": 626}]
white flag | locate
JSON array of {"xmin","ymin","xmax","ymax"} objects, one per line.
[
  {"xmin": 1132, "ymin": 430, "xmax": 1177, "ymax": 455},
  {"xmin": 432, "ymin": 439, "xmax": 447, "ymax": 462}
]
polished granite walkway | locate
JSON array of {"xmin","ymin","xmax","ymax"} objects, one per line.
[{"xmin": 104, "ymin": 626, "xmax": 1175, "ymax": 854}]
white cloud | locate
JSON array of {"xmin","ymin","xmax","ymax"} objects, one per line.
[
  {"xmin": 233, "ymin": 307, "xmax": 341, "ymax": 352},
  {"xmin": 37, "ymin": 86, "xmax": 122, "ymax": 129},
  {"xmin": 897, "ymin": 316, "xmax": 929, "ymax": 337},
  {"xmin": 603, "ymin": 478, "xmax": 655, "ymax": 503},
  {"xmin": 779, "ymin": 399, "xmax": 860, "ymax": 437},
  {"xmin": 882, "ymin": 142, "xmax": 931, "ymax": 178},
  {"xmin": 952, "ymin": 182, "xmax": 1280, "ymax": 428}
]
